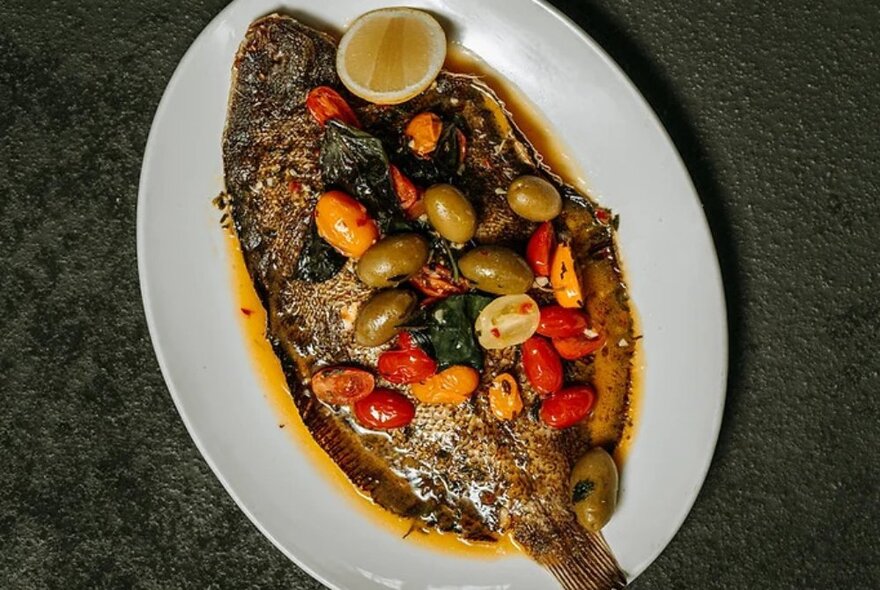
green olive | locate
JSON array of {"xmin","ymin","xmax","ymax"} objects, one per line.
[
  {"xmin": 570, "ymin": 447, "xmax": 619, "ymax": 533},
  {"xmin": 459, "ymin": 245, "xmax": 534, "ymax": 295},
  {"xmin": 354, "ymin": 289, "xmax": 418, "ymax": 347},
  {"xmin": 424, "ymin": 184, "xmax": 477, "ymax": 243},
  {"xmin": 507, "ymin": 175, "xmax": 562, "ymax": 222},
  {"xmin": 356, "ymin": 234, "xmax": 430, "ymax": 288}
]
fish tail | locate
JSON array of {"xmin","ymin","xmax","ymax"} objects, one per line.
[{"xmin": 535, "ymin": 519, "xmax": 627, "ymax": 590}]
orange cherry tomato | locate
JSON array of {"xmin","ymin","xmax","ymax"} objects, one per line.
[
  {"xmin": 552, "ymin": 331, "xmax": 606, "ymax": 360},
  {"xmin": 389, "ymin": 165, "xmax": 425, "ymax": 219},
  {"xmin": 405, "ymin": 112, "xmax": 443, "ymax": 158},
  {"xmin": 521, "ymin": 336, "xmax": 563, "ymax": 396},
  {"xmin": 311, "ymin": 366, "xmax": 375, "ymax": 405},
  {"xmin": 353, "ymin": 388, "xmax": 416, "ymax": 430},
  {"xmin": 540, "ymin": 385, "xmax": 596, "ymax": 429},
  {"xmin": 314, "ymin": 191, "xmax": 379, "ymax": 258},
  {"xmin": 411, "ymin": 366, "xmax": 480, "ymax": 405},
  {"xmin": 306, "ymin": 86, "xmax": 360, "ymax": 128},
  {"xmin": 526, "ymin": 222, "xmax": 555, "ymax": 277},
  {"xmin": 537, "ymin": 306, "xmax": 591, "ymax": 338},
  {"xmin": 550, "ymin": 241, "xmax": 584, "ymax": 308},
  {"xmin": 377, "ymin": 334, "xmax": 437, "ymax": 384},
  {"xmin": 488, "ymin": 373, "xmax": 523, "ymax": 421}
]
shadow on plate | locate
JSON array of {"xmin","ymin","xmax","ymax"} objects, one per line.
[{"xmin": 548, "ymin": 0, "xmax": 745, "ymax": 480}]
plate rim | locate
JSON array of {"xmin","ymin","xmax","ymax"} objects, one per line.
[{"xmin": 137, "ymin": 0, "xmax": 729, "ymax": 586}]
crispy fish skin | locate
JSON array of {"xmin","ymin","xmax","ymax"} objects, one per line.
[{"xmin": 223, "ymin": 14, "xmax": 633, "ymax": 589}]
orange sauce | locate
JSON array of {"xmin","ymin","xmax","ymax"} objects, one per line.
[
  {"xmin": 223, "ymin": 45, "xmax": 641, "ymax": 558},
  {"xmin": 226, "ymin": 232, "xmax": 519, "ymax": 558},
  {"xmin": 445, "ymin": 47, "xmax": 592, "ymax": 193}
]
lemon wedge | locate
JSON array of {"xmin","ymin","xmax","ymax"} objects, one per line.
[{"xmin": 337, "ymin": 8, "xmax": 447, "ymax": 105}]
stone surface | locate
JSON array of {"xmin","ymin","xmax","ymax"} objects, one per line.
[{"xmin": 0, "ymin": 0, "xmax": 877, "ymax": 588}]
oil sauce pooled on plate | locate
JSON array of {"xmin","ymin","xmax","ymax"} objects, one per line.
[
  {"xmin": 445, "ymin": 47, "xmax": 592, "ymax": 194},
  {"xmin": 223, "ymin": 46, "xmax": 640, "ymax": 557},
  {"xmin": 225, "ymin": 231, "xmax": 519, "ymax": 558}
]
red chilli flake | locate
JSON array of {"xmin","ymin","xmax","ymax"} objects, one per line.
[
  {"xmin": 491, "ymin": 328, "xmax": 502, "ymax": 338},
  {"xmin": 520, "ymin": 302, "xmax": 534, "ymax": 314},
  {"xmin": 456, "ymin": 129, "xmax": 468, "ymax": 165},
  {"xmin": 287, "ymin": 180, "xmax": 302, "ymax": 194},
  {"xmin": 241, "ymin": 308, "xmax": 253, "ymax": 316}
]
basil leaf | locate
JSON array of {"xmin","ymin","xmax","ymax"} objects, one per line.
[
  {"xmin": 433, "ymin": 121, "xmax": 465, "ymax": 177},
  {"xmin": 320, "ymin": 120, "xmax": 400, "ymax": 230},
  {"xmin": 392, "ymin": 119, "xmax": 466, "ymax": 186},
  {"xmin": 407, "ymin": 328, "xmax": 434, "ymax": 356},
  {"xmin": 425, "ymin": 294, "xmax": 492, "ymax": 370},
  {"xmin": 293, "ymin": 218, "xmax": 346, "ymax": 282}
]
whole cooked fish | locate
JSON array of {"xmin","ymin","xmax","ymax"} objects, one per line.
[{"xmin": 223, "ymin": 14, "xmax": 636, "ymax": 590}]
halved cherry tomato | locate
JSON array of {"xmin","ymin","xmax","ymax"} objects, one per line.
[
  {"xmin": 537, "ymin": 306, "xmax": 591, "ymax": 338},
  {"xmin": 550, "ymin": 241, "xmax": 584, "ymax": 308},
  {"xmin": 405, "ymin": 112, "xmax": 442, "ymax": 157},
  {"xmin": 378, "ymin": 334, "xmax": 437, "ymax": 384},
  {"xmin": 540, "ymin": 385, "xmax": 596, "ymax": 429},
  {"xmin": 552, "ymin": 331, "xmax": 606, "ymax": 360},
  {"xmin": 411, "ymin": 365, "xmax": 480, "ymax": 405},
  {"xmin": 353, "ymin": 388, "xmax": 416, "ymax": 430},
  {"xmin": 475, "ymin": 294, "xmax": 540, "ymax": 350},
  {"xmin": 311, "ymin": 366, "xmax": 375, "ymax": 405},
  {"xmin": 315, "ymin": 191, "xmax": 379, "ymax": 258},
  {"xmin": 409, "ymin": 263, "xmax": 469, "ymax": 301},
  {"xmin": 526, "ymin": 222, "xmax": 555, "ymax": 277},
  {"xmin": 488, "ymin": 373, "xmax": 523, "ymax": 421},
  {"xmin": 521, "ymin": 336, "xmax": 563, "ymax": 396},
  {"xmin": 306, "ymin": 86, "xmax": 360, "ymax": 128},
  {"xmin": 389, "ymin": 165, "xmax": 425, "ymax": 219}
]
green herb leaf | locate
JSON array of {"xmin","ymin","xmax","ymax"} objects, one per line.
[
  {"xmin": 433, "ymin": 121, "xmax": 465, "ymax": 177},
  {"xmin": 572, "ymin": 479, "xmax": 595, "ymax": 503},
  {"xmin": 293, "ymin": 218, "xmax": 346, "ymax": 282},
  {"xmin": 393, "ymin": 118, "xmax": 466, "ymax": 186},
  {"xmin": 320, "ymin": 120, "xmax": 402, "ymax": 231},
  {"xmin": 407, "ymin": 328, "xmax": 434, "ymax": 355},
  {"xmin": 424, "ymin": 294, "xmax": 492, "ymax": 370}
]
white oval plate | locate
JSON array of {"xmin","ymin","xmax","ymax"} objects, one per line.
[{"xmin": 138, "ymin": 0, "xmax": 727, "ymax": 588}]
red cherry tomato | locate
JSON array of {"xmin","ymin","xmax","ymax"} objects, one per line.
[
  {"xmin": 311, "ymin": 366, "xmax": 375, "ymax": 405},
  {"xmin": 354, "ymin": 389, "xmax": 415, "ymax": 430},
  {"xmin": 521, "ymin": 336, "xmax": 563, "ymax": 396},
  {"xmin": 526, "ymin": 222, "xmax": 556, "ymax": 277},
  {"xmin": 409, "ymin": 263, "xmax": 469, "ymax": 301},
  {"xmin": 389, "ymin": 165, "xmax": 425, "ymax": 219},
  {"xmin": 540, "ymin": 385, "xmax": 596, "ymax": 429},
  {"xmin": 552, "ymin": 331, "xmax": 606, "ymax": 360},
  {"xmin": 306, "ymin": 86, "xmax": 360, "ymax": 128},
  {"xmin": 397, "ymin": 332, "xmax": 418, "ymax": 350},
  {"xmin": 378, "ymin": 349, "xmax": 437, "ymax": 384},
  {"xmin": 537, "ymin": 306, "xmax": 591, "ymax": 338}
]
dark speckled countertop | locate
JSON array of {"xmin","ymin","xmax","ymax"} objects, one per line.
[{"xmin": 1, "ymin": 0, "xmax": 878, "ymax": 588}]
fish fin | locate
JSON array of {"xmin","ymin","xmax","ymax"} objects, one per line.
[
  {"xmin": 278, "ymin": 349, "xmax": 495, "ymax": 538},
  {"xmin": 530, "ymin": 519, "xmax": 627, "ymax": 590},
  {"xmin": 296, "ymin": 388, "xmax": 427, "ymax": 519}
]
